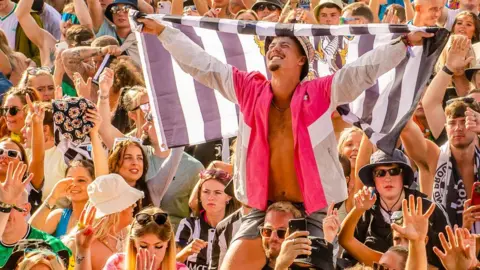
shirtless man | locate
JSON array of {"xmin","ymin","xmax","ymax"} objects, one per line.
[{"xmin": 138, "ymin": 17, "xmax": 431, "ymax": 269}]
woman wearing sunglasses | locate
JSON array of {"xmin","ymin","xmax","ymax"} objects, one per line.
[
  {"xmin": 0, "ymin": 87, "xmax": 40, "ymax": 143},
  {"xmin": 118, "ymin": 86, "xmax": 150, "ymax": 139},
  {"xmin": 175, "ymin": 169, "xmax": 239, "ymax": 270}
]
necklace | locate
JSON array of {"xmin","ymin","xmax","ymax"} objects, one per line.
[
  {"xmin": 271, "ymin": 100, "xmax": 289, "ymax": 113},
  {"xmin": 379, "ymin": 190, "xmax": 404, "ymax": 216}
]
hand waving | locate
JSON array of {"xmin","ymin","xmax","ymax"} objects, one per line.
[
  {"xmin": 446, "ymin": 35, "xmax": 474, "ymax": 74},
  {"xmin": 0, "ymin": 162, "xmax": 33, "ymax": 205},
  {"xmin": 323, "ymin": 202, "xmax": 340, "ymax": 244},
  {"xmin": 353, "ymin": 186, "xmax": 377, "ymax": 211},
  {"xmin": 390, "ymin": 195, "xmax": 435, "ymax": 242},
  {"xmin": 98, "ymin": 67, "xmax": 114, "ymax": 97},
  {"xmin": 465, "ymin": 107, "xmax": 480, "ymax": 134},
  {"xmin": 85, "ymin": 108, "xmax": 102, "ymax": 136},
  {"xmin": 26, "ymin": 95, "xmax": 45, "ymax": 125},
  {"xmin": 433, "ymin": 226, "xmax": 477, "ymax": 270},
  {"xmin": 73, "ymin": 72, "xmax": 92, "ymax": 100},
  {"xmin": 75, "ymin": 204, "xmax": 104, "ymax": 253}
]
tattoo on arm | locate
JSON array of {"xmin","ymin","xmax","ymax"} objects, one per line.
[
  {"xmin": 63, "ymin": 47, "xmax": 101, "ymax": 77},
  {"xmin": 76, "ymin": 254, "xmax": 85, "ymax": 265}
]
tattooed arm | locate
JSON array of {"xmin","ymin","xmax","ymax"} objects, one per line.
[{"xmin": 61, "ymin": 46, "xmax": 104, "ymax": 80}]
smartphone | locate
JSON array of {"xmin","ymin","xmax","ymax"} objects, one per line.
[
  {"xmin": 157, "ymin": 1, "xmax": 172, "ymax": 14},
  {"xmin": 288, "ymin": 218, "xmax": 308, "ymax": 259},
  {"xmin": 472, "ymin": 182, "xmax": 480, "ymax": 206},
  {"xmin": 55, "ymin": 41, "xmax": 68, "ymax": 50}
]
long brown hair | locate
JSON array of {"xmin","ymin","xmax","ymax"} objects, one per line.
[
  {"xmin": 452, "ymin": 11, "xmax": 480, "ymax": 44},
  {"xmin": 125, "ymin": 207, "xmax": 177, "ymax": 270},
  {"xmin": 0, "ymin": 29, "xmax": 16, "ymax": 71},
  {"xmin": 108, "ymin": 140, "xmax": 152, "ymax": 211}
]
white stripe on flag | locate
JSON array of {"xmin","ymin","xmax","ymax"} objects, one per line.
[
  {"xmin": 238, "ymin": 35, "xmax": 268, "ymax": 75},
  {"xmin": 182, "ymin": 15, "xmax": 202, "ymax": 28},
  {"xmin": 345, "ymin": 37, "xmax": 364, "ymax": 118},
  {"xmin": 255, "ymin": 21, "xmax": 278, "ymax": 36},
  {"xmin": 171, "ymin": 56, "xmax": 206, "ymax": 144},
  {"xmin": 196, "ymin": 28, "xmax": 239, "ymax": 139},
  {"xmin": 218, "ymin": 18, "xmax": 239, "ymax": 33}
]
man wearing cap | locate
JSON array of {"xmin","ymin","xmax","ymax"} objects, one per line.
[
  {"xmin": 347, "ymin": 150, "xmax": 448, "ymax": 268},
  {"xmin": 251, "ymin": 0, "xmax": 284, "ymax": 21},
  {"xmin": 138, "ymin": 16, "xmax": 432, "ymax": 269},
  {"xmin": 313, "ymin": 0, "xmax": 342, "ymax": 25}
]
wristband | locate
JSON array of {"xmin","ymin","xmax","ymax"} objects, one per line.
[
  {"xmin": 400, "ymin": 34, "xmax": 415, "ymax": 57},
  {"xmin": 0, "ymin": 206, "xmax": 11, "ymax": 213},
  {"xmin": 99, "ymin": 95, "xmax": 109, "ymax": 100},
  {"xmin": 442, "ymin": 65, "xmax": 454, "ymax": 76}
]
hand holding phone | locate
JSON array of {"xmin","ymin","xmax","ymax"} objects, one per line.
[
  {"xmin": 288, "ymin": 218, "xmax": 308, "ymax": 259},
  {"xmin": 471, "ymin": 182, "xmax": 480, "ymax": 206}
]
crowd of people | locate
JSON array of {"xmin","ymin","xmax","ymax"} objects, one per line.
[{"xmin": 1, "ymin": 0, "xmax": 480, "ymax": 269}]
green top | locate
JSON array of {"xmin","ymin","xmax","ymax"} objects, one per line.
[
  {"xmin": 0, "ymin": 225, "xmax": 72, "ymax": 268},
  {"xmin": 62, "ymin": 81, "xmax": 77, "ymax": 97}
]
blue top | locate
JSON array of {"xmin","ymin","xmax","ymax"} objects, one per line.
[{"xmin": 54, "ymin": 208, "xmax": 72, "ymax": 238}]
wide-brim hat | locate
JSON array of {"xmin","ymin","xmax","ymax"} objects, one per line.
[
  {"xmin": 264, "ymin": 36, "xmax": 315, "ymax": 80},
  {"xmin": 313, "ymin": 0, "xmax": 343, "ymax": 20},
  {"xmin": 251, "ymin": 0, "xmax": 284, "ymax": 11},
  {"xmin": 88, "ymin": 173, "xmax": 144, "ymax": 219},
  {"xmin": 3, "ymin": 239, "xmax": 70, "ymax": 270},
  {"xmin": 358, "ymin": 149, "xmax": 415, "ymax": 188},
  {"xmin": 465, "ymin": 64, "xmax": 480, "ymax": 82},
  {"xmin": 105, "ymin": 0, "xmax": 138, "ymax": 23}
]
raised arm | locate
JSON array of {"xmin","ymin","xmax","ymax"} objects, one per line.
[
  {"xmin": 28, "ymin": 98, "xmax": 45, "ymax": 190},
  {"xmin": 330, "ymin": 33, "xmax": 432, "ymax": 106},
  {"xmin": 61, "ymin": 47, "xmax": 102, "ymax": 79},
  {"xmin": 423, "ymin": 36, "xmax": 473, "ymax": 138},
  {"xmin": 87, "ymin": 108, "xmax": 109, "ymax": 177},
  {"xmin": 354, "ymin": 134, "xmax": 374, "ymax": 193},
  {"xmin": 86, "ymin": 0, "xmax": 105, "ymax": 33},
  {"xmin": 192, "ymin": 0, "xmax": 210, "ymax": 16},
  {"xmin": 73, "ymin": 0, "xmax": 94, "ymax": 31},
  {"xmin": 400, "ymin": 119, "xmax": 439, "ymax": 197},
  {"xmin": 140, "ymin": 19, "xmax": 239, "ymax": 104},
  {"xmin": 138, "ymin": 0, "xmax": 155, "ymax": 14},
  {"xmin": 404, "ymin": 0, "xmax": 414, "ymax": 22},
  {"xmin": 338, "ymin": 187, "xmax": 382, "ymax": 266},
  {"xmin": 171, "ymin": 0, "xmax": 184, "ymax": 15}
]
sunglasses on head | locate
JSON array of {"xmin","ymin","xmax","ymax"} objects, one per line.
[
  {"xmin": 199, "ymin": 169, "xmax": 232, "ymax": 183},
  {"xmin": 373, "ymin": 262, "xmax": 390, "ymax": 270},
  {"xmin": 111, "ymin": 5, "xmax": 133, "ymax": 14},
  {"xmin": 26, "ymin": 67, "xmax": 52, "ymax": 75},
  {"xmin": 373, "ymin": 167, "xmax": 402, "ymax": 178},
  {"xmin": 1, "ymin": 106, "xmax": 21, "ymax": 116},
  {"xmin": 135, "ymin": 212, "xmax": 169, "ymax": 226},
  {"xmin": 259, "ymin": 226, "xmax": 287, "ymax": 239},
  {"xmin": 446, "ymin": 96, "xmax": 476, "ymax": 106},
  {"xmin": 256, "ymin": 4, "xmax": 279, "ymax": 11},
  {"xmin": 0, "ymin": 148, "xmax": 22, "ymax": 161},
  {"xmin": 61, "ymin": 13, "xmax": 80, "ymax": 24}
]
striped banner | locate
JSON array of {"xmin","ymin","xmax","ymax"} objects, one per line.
[{"xmin": 133, "ymin": 14, "xmax": 448, "ymax": 154}]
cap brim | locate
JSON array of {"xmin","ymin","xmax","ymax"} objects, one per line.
[
  {"xmin": 93, "ymin": 188, "xmax": 144, "ymax": 219},
  {"xmin": 465, "ymin": 67, "xmax": 480, "ymax": 82},
  {"xmin": 358, "ymin": 162, "xmax": 415, "ymax": 187}
]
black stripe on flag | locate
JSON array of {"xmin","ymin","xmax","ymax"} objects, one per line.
[
  {"xmin": 358, "ymin": 35, "xmax": 378, "ymax": 125},
  {"xmin": 388, "ymin": 24, "xmax": 410, "ymax": 34},
  {"xmin": 237, "ymin": 20, "xmax": 258, "ymax": 35},
  {"xmin": 144, "ymin": 31, "xmax": 189, "ymax": 147},
  {"xmin": 199, "ymin": 17, "xmax": 220, "ymax": 31},
  {"xmin": 349, "ymin": 25, "xmax": 370, "ymax": 35},
  {"xmin": 274, "ymin": 23, "xmax": 295, "ymax": 36},
  {"xmin": 180, "ymin": 26, "xmax": 223, "ymax": 143},
  {"xmin": 311, "ymin": 26, "xmax": 332, "ymax": 36},
  {"xmin": 162, "ymin": 15, "xmax": 182, "ymax": 25}
]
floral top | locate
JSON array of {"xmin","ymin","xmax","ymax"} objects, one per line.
[{"xmin": 103, "ymin": 253, "xmax": 188, "ymax": 270}]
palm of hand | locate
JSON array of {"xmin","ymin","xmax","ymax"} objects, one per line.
[{"xmin": 400, "ymin": 217, "xmax": 427, "ymax": 242}]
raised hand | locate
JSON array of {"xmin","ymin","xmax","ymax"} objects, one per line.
[
  {"xmin": 446, "ymin": 35, "xmax": 474, "ymax": 74},
  {"xmin": 98, "ymin": 67, "xmax": 114, "ymax": 97},
  {"xmin": 275, "ymin": 231, "xmax": 312, "ymax": 270},
  {"xmin": 0, "ymin": 162, "xmax": 33, "ymax": 205},
  {"xmin": 136, "ymin": 248, "xmax": 158, "ymax": 270},
  {"xmin": 465, "ymin": 107, "xmax": 480, "ymax": 134},
  {"xmin": 85, "ymin": 108, "xmax": 102, "ymax": 136},
  {"xmin": 137, "ymin": 18, "xmax": 166, "ymax": 36},
  {"xmin": 433, "ymin": 226, "xmax": 477, "ymax": 270},
  {"xmin": 48, "ymin": 178, "xmax": 73, "ymax": 202},
  {"xmin": 73, "ymin": 72, "xmax": 92, "ymax": 100},
  {"xmin": 204, "ymin": 8, "xmax": 220, "ymax": 18},
  {"xmin": 390, "ymin": 195, "xmax": 435, "ymax": 242},
  {"xmin": 353, "ymin": 186, "xmax": 377, "ymax": 211},
  {"xmin": 75, "ymin": 204, "xmax": 104, "ymax": 252},
  {"xmin": 185, "ymin": 239, "xmax": 208, "ymax": 256},
  {"xmin": 263, "ymin": 12, "xmax": 280, "ymax": 22},
  {"xmin": 323, "ymin": 202, "xmax": 340, "ymax": 244},
  {"xmin": 100, "ymin": 45, "xmax": 122, "ymax": 57},
  {"xmin": 26, "ymin": 95, "xmax": 45, "ymax": 125}
]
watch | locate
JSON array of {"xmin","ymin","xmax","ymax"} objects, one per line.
[{"xmin": 0, "ymin": 202, "xmax": 13, "ymax": 213}]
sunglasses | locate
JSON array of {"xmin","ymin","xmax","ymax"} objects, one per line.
[
  {"xmin": 259, "ymin": 226, "xmax": 287, "ymax": 239},
  {"xmin": 131, "ymin": 103, "xmax": 150, "ymax": 114},
  {"xmin": 26, "ymin": 67, "xmax": 52, "ymax": 75},
  {"xmin": 199, "ymin": 169, "xmax": 232, "ymax": 183},
  {"xmin": 446, "ymin": 96, "xmax": 476, "ymax": 106},
  {"xmin": 135, "ymin": 213, "xmax": 169, "ymax": 226},
  {"xmin": 1, "ymin": 106, "xmax": 21, "ymax": 116},
  {"xmin": 112, "ymin": 137, "xmax": 143, "ymax": 149},
  {"xmin": 373, "ymin": 262, "xmax": 391, "ymax": 270},
  {"xmin": 390, "ymin": 211, "xmax": 403, "ymax": 225},
  {"xmin": 373, "ymin": 167, "xmax": 402, "ymax": 178},
  {"xmin": 0, "ymin": 148, "xmax": 22, "ymax": 161},
  {"xmin": 255, "ymin": 4, "xmax": 279, "ymax": 11},
  {"xmin": 111, "ymin": 5, "xmax": 133, "ymax": 14},
  {"xmin": 61, "ymin": 13, "xmax": 80, "ymax": 24}
]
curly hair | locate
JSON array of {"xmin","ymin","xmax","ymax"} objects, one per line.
[{"xmin": 110, "ymin": 56, "xmax": 145, "ymax": 94}]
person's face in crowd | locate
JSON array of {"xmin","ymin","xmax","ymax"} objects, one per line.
[
  {"xmin": 453, "ymin": 14, "xmax": 476, "ymax": 40},
  {"xmin": 128, "ymin": 94, "xmax": 149, "ymax": 127},
  {"xmin": 341, "ymin": 131, "xmax": 362, "ymax": 170},
  {"xmin": 446, "ymin": 116, "xmax": 476, "ymax": 149},
  {"xmin": 100, "ymin": 0, "xmax": 114, "ymax": 10},
  {"xmin": 255, "ymin": 4, "xmax": 281, "ymax": 20},
  {"xmin": 3, "ymin": 95, "xmax": 26, "ymax": 134},
  {"xmin": 66, "ymin": 166, "xmax": 93, "ymax": 203},
  {"xmin": 460, "ymin": 0, "xmax": 479, "ymax": 11},
  {"xmin": 134, "ymin": 234, "xmax": 168, "ymax": 270},
  {"xmin": 341, "ymin": 10, "xmax": 368, "ymax": 24},
  {"xmin": 392, "ymin": 229, "xmax": 409, "ymax": 247},
  {"xmin": 200, "ymin": 179, "xmax": 231, "ymax": 214},
  {"xmin": 112, "ymin": 4, "xmax": 132, "ymax": 29},
  {"xmin": 415, "ymin": 0, "xmax": 444, "ymax": 26},
  {"xmin": 3, "ymin": 195, "xmax": 30, "ymax": 236},
  {"xmin": 0, "ymin": 141, "xmax": 22, "ymax": 177},
  {"xmin": 28, "ymin": 75, "xmax": 55, "ymax": 101},
  {"xmin": 373, "ymin": 164, "xmax": 404, "ymax": 201},
  {"xmin": 118, "ymin": 145, "xmax": 144, "ymax": 186},
  {"xmin": 237, "ymin": 12, "xmax": 257, "ymax": 20},
  {"xmin": 266, "ymin": 37, "xmax": 307, "ymax": 77},
  {"xmin": 474, "ymin": 71, "xmax": 480, "ymax": 89},
  {"xmin": 318, "ymin": 7, "xmax": 341, "ymax": 25},
  {"xmin": 261, "ymin": 211, "xmax": 294, "ymax": 261},
  {"xmin": 141, "ymin": 114, "xmax": 158, "ymax": 146},
  {"xmin": 377, "ymin": 250, "xmax": 405, "ymax": 270}
]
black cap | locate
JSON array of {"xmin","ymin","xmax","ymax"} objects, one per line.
[
  {"xmin": 251, "ymin": 0, "xmax": 284, "ymax": 11},
  {"xmin": 105, "ymin": 0, "xmax": 138, "ymax": 22}
]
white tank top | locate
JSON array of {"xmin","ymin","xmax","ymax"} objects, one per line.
[{"xmin": 0, "ymin": 3, "xmax": 19, "ymax": 49}]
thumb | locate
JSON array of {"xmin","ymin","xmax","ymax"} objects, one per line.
[
  {"xmin": 465, "ymin": 56, "xmax": 475, "ymax": 65},
  {"xmin": 391, "ymin": 223, "xmax": 405, "ymax": 235}
]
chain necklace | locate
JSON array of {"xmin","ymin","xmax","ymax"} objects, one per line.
[{"xmin": 271, "ymin": 100, "xmax": 289, "ymax": 113}]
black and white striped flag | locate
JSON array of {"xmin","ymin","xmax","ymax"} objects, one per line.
[{"xmin": 133, "ymin": 15, "xmax": 448, "ymax": 154}]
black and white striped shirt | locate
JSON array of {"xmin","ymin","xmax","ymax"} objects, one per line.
[
  {"xmin": 176, "ymin": 214, "xmax": 215, "ymax": 270},
  {"xmin": 208, "ymin": 209, "xmax": 243, "ymax": 270}
]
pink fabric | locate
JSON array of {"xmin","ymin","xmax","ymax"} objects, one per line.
[
  {"xmin": 232, "ymin": 67, "xmax": 335, "ymax": 214},
  {"xmin": 103, "ymin": 253, "xmax": 188, "ymax": 270}
]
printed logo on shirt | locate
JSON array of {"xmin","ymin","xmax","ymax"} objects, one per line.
[{"xmin": 187, "ymin": 261, "xmax": 208, "ymax": 270}]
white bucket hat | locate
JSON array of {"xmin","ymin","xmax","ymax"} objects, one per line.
[{"xmin": 87, "ymin": 173, "xmax": 144, "ymax": 219}]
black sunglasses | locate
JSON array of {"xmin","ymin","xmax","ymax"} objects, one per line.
[
  {"xmin": 1, "ymin": 106, "xmax": 21, "ymax": 116},
  {"xmin": 258, "ymin": 226, "xmax": 287, "ymax": 239},
  {"xmin": 373, "ymin": 167, "xmax": 402, "ymax": 178},
  {"xmin": 446, "ymin": 96, "xmax": 476, "ymax": 106},
  {"xmin": 256, "ymin": 4, "xmax": 279, "ymax": 11},
  {"xmin": 135, "ymin": 213, "xmax": 169, "ymax": 226},
  {"xmin": 373, "ymin": 262, "xmax": 390, "ymax": 270}
]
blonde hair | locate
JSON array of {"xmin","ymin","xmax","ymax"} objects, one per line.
[
  {"xmin": 16, "ymin": 249, "xmax": 65, "ymax": 270},
  {"xmin": 94, "ymin": 213, "xmax": 121, "ymax": 241},
  {"xmin": 121, "ymin": 86, "xmax": 148, "ymax": 112},
  {"xmin": 17, "ymin": 69, "xmax": 53, "ymax": 89},
  {"xmin": 125, "ymin": 207, "xmax": 177, "ymax": 270},
  {"xmin": 337, "ymin": 126, "xmax": 362, "ymax": 153}
]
